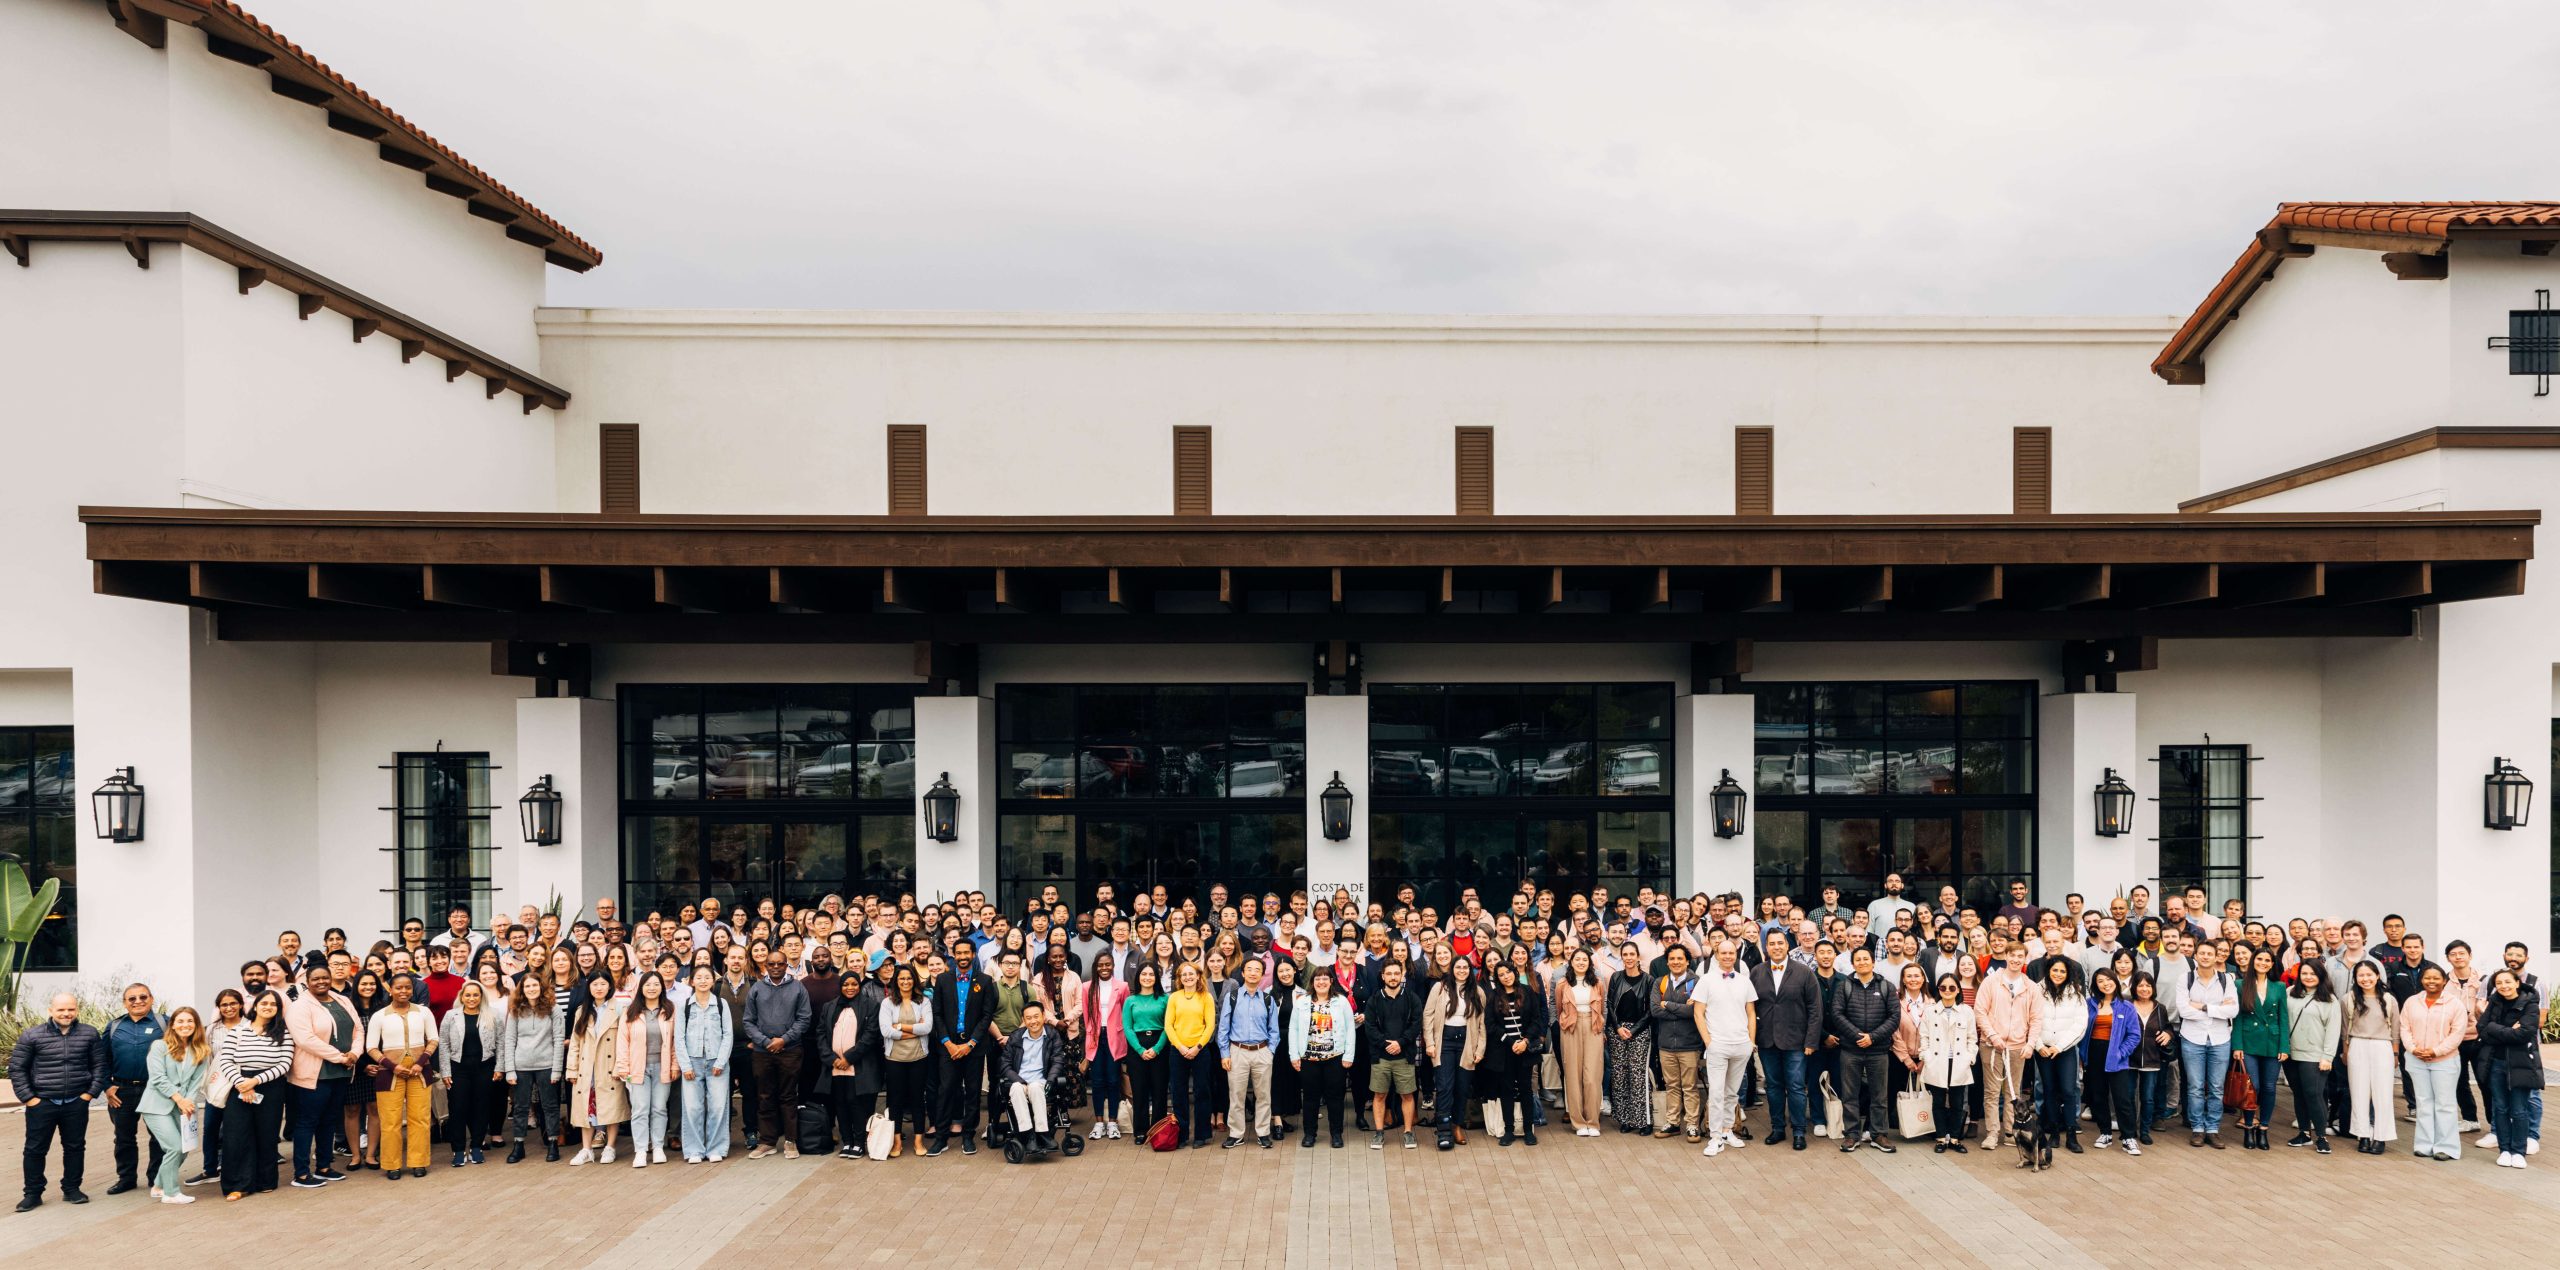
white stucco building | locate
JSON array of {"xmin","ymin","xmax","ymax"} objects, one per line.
[{"xmin": 4, "ymin": 0, "xmax": 2552, "ymax": 1003}]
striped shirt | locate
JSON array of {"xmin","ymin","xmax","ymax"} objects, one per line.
[{"xmin": 213, "ymin": 1028, "xmax": 293, "ymax": 1090}]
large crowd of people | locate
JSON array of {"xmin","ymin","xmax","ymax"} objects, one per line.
[{"xmin": 8, "ymin": 874, "xmax": 2548, "ymax": 1211}]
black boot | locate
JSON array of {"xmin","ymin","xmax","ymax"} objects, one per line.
[
  {"xmin": 506, "ymin": 1143, "xmax": 525, "ymax": 1164},
  {"xmin": 544, "ymin": 1143, "xmax": 560, "ymax": 1162},
  {"xmin": 2065, "ymin": 1131, "xmax": 2083, "ymax": 1154}
]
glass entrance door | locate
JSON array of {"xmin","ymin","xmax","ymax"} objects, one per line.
[
  {"xmin": 1763, "ymin": 811, "xmax": 1967, "ymax": 917},
  {"xmin": 1055, "ymin": 812, "xmax": 1306, "ymax": 914}
]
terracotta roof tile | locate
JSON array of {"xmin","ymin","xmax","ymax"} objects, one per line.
[
  {"xmin": 2154, "ymin": 202, "xmax": 2560, "ymax": 381},
  {"xmin": 144, "ymin": 0, "xmax": 599, "ymax": 269}
]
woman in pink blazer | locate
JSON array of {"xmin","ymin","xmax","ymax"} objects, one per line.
[
  {"xmin": 1081, "ymin": 950, "xmax": 1131, "ymax": 1139},
  {"xmin": 612, "ymin": 973, "xmax": 681, "ymax": 1168}
]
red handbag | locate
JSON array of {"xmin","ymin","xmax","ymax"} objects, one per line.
[
  {"xmin": 1146, "ymin": 1113, "xmax": 1183, "ymax": 1152},
  {"xmin": 2223, "ymin": 1059, "xmax": 2257, "ymax": 1113}
]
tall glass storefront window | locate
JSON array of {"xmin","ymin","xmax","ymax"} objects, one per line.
[
  {"xmin": 996, "ymin": 684, "xmax": 1307, "ymax": 914},
  {"xmin": 1369, "ymin": 683, "xmax": 1675, "ymax": 911},
  {"xmin": 0, "ymin": 726, "xmax": 76, "ymax": 970},
  {"xmin": 1751, "ymin": 682, "xmax": 2036, "ymax": 916},
  {"xmin": 620, "ymin": 684, "xmax": 919, "ymax": 916},
  {"xmin": 394, "ymin": 751, "xmax": 495, "ymax": 932}
]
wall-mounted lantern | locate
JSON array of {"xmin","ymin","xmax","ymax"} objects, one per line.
[
  {"xmin": 518, "ymin": 774, "xmax": 563, "ymax": 845},
  {"xmin": 1319, "ymin": 772, "xmax": 1354, "ymax": 841},
  {"xmin": 2093, "ymin": 768, "xmax": 2136, "ymax": 838},
  {"xmin": 1709, "ymin": 768, "xmax": 1746, "ymax": 839},
  {"xmin": 923, "ymin": 772, "xmax": 961, "ymax": 843},
  {"xmin": 2485, "ymin": 756, "xmax": 2534, "ymax": 831},
  {"xmin": 90, "ymin": 767, "xmax": 145, "ymax": 843}
]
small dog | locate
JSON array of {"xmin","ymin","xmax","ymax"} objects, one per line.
[{"xmin": 2010, "ymin": 1092, "xmax": 2050, "ymax": 1171}]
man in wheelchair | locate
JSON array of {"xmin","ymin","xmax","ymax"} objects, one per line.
[{"xmin": 1000, "ymin": 1001, "xmax": 1074, "ymax": 1158}]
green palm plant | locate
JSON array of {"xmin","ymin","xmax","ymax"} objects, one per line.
[{"xmin": 0, "ymin": 856, "xmax": 63, "ymax": 1014}]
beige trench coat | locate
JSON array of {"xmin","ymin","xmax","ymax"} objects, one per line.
[{"xmin": 567, "ymin": 1018, "xmax": 629, "ymax": 1125}]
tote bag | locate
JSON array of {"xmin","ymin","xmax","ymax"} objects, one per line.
[
  {"xmin": 1817, "ymin": 1071, "xmax": 1845, "ymax": 1138},
  {"xmin": 1895, "ymin": 1089, "xmax": 1936, "ymax": 1139},
  {"xmin": 866, "ymin": 1110, "xmax": 895, "ymax": 1160},
  {"xmin": 2223, "ymin": 1058, "xmax": 2257, "ymax": 1114},
  {"xmin": 1146, "ymin": 1113, "xmax": 1183, "ymax": 1152}
]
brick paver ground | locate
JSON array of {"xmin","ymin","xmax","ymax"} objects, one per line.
[{"xmin": 3, "ymin": 1095, "xmax": 2554, "ymax": 1269}]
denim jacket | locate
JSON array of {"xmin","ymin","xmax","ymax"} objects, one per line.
[{"xmin": 677, "ymin": 994, "xmax": 735, "ymax": 1074}]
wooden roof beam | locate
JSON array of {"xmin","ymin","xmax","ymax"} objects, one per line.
[
  {"xmin": 1790, "ymin": 565, "xmax": 1893, "ymax": 612},
  {"xmin": 307, "ymin": 563, "xmax": 420, "ymax": 609},
  {"xmin": 2221, "ymin": 563, "xmax": 2324, "ymax": 608},
  {"xmin": 189, "ymin": 562, "xmax": 302, "ymax": 608},
  {"xmin": 2327, "ymin": 561, "xmax": 2431, "ymax": 605},
  {"xmin": 1900, "ymin": 564, "xmax": 2003, "ymax": 611},
  {"xmin": 423, "ymin": 564, "xmax": 536, "ymax": 610},
  {"xmin": 541, "ymin": 565, "xmax": 653, "ymax": 612},
  {"xmin": 1998, "ymin": 564, "xmax": 2111, "ymax": 610},
  {"xmin": 652, "ymin": 566, "xmax": 764, "ymax": 613},
  {"xmin": 2112, "ymin": 563, "xmax": 2219, "ymax": 609}
]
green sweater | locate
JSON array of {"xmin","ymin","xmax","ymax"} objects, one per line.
[{"xmin": 1122, "ymin": 993, "xmax": 1169, "ymax": 1058}]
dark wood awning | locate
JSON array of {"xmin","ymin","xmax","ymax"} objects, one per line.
[{"xmin": 81, "ymin": 506, "xmax": 2534, "ymax": 644}]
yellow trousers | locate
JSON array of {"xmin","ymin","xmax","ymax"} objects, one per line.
[{"xmin": 376, "ymin": 1076, "xmax": 433, "ymax": 1171}]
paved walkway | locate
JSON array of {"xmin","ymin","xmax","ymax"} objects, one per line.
[{"xmin": 4, "ymin": 1098, "xmax": 2553, "ymax": 1268}]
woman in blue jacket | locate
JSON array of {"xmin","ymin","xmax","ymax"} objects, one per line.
[{"xmin": 2083, "ymin": 968, "xmax": 2142, "ymax": 1151}]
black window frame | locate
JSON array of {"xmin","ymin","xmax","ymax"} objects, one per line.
[
  {"xmin": 0, "ymin": 725, "xmax": 75, "ymax": 971},
  {"xmin": 390, "ymin": 750, "xmax": 497, "ymax": 935},
  {"xmin": 1366, "ymin": 682, "xmax": 1676, "ymax": 912},
  {"xmin": 2155, "ymin": 742, "xmax": 2255, "ymax": 915},
  {"xmin": 619, "ymin": 683, "xmax": 922, "ymax": 918},
  {"xmin": 994, "ymin": 684, "xmax": 1310, "ymax": 915},
  {"xmin": 1749, "ymin": 680, "xmax": 2038, "ymax": 917}
]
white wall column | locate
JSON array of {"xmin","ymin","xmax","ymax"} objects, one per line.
[
  {"xmin": 514, "ymin": 696, "xmax": 616, "ymax": 919},
  {"xmin": 913, "ymin": 695, "xmax": 995, "ymax": 904},
  {"xmin": 1677, "ymin": 692, "xmax": 1755, "ymax": 901},
  {"xmin": 2037, "ymin": 692, "xmax": 2140, "ymax": 910},
  {"xmin": 1303, "ymin": 694, "xmax": 1369, "ymax": 911}
]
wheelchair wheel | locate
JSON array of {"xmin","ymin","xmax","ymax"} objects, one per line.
[
  {"xmin": 1061, "ymin": 1131, "xmax": 1085, "ymax": 1157},
  {"xmin": 1003, "ymin": 1138, "xmax": 1025, "ymax": 1164}
]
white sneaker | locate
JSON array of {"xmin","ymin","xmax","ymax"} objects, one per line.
[
  {"xmin": 569, "ymin": 1146, "xmax": 594, "ymax": 1166},
  {"xmin": 2529, "ymin": 1137, "xmax": 2542, "ymax": 1156},
  {"xmin": 1812, "ymin": 1124, "xmax": 1829, "ymax": 1138},
  {"xmin": 160, "ymin": 1193, "xmax": 196, "ymax": 1205},
  {"xmin": 2460, "ymin": 1119, "xmax": 2482, "ymax": 1133},
  {"xmin": 2497, "ymin": 1152, "xmax": 2518, "ymax": 1168},
  {"xmin": 1107, "ymin": 1122, "xmax": 1121, "ymax": 1139},
  {"xmin": 1721, "ymin": 1132, "xmax": 1745, "ymax": 1147},
  {"xmin": 2124, "ymin": 1141, "xmax": 2141, "ymax": 1156},
  {"xmin": 632, "ymin": 1148, "xmax": 647, "ymax": 1169},
  {"xmin": 2479, "ymin": 1131, "xmax": 2500, "ymax": 1149},
  {"xmin": 601, "ymin": 1145, "xmax": 617, "ymax": 1165},
  {"xmin": 1701, "ymin": 1139, "xmax": 1724, "ymax": 1157},
  {"xmin": 1089, "ymin": 1122, "xmax": 1106, "ymax": 1139}
]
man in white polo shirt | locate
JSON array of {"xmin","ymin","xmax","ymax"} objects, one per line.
[{"xmin": 1689, "ymin": 936, "xmax": 1760, "ymax": 1157}]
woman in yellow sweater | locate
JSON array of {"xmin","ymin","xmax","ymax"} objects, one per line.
[{"xmin": 1165, "ymin": 962, "xmax": 1219, "ymax": 1148}]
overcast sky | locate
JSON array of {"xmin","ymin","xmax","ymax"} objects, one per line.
[{"xmin": 248, "ymin": 0, "xmax": 2553, "ymax": 316}]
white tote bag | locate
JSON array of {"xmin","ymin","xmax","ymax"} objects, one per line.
[
  {"xmin": 1817, "ymin": 1072, "xmax": 1844, "ymax": 1139},
  {"xmin": 865, "ymin": 1110, "xmax": 895, "ymax": 1160},
  {"xmin": 1896, "ymin": 1089, "xmax": 1936, "ymax": 1139}
]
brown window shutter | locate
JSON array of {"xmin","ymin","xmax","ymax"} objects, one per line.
[
  {"xmin": 886, "ymin": 425, "xmax": 928, "ymax": 514},
  {"xmin": 1454, "ymin": 427, "xmax": 1494, "ymax": 514},
  {"xmin": 1734, "ymin": 427, "xmax": 1772, "ymax": 515},
  {"xmin": 598, "ymin": 423, "xmax": 640, "ymax": 513},
  {"xmin": 1172, "ymin": 426, "xmax": 1212, "ymax": 515},
  {"xmin": 2014, "ymin": 426, "xmax": 2053, "ymax": 514}
]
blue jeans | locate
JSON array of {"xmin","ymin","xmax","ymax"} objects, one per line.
[
  {"xmin": 289, "ymin": 1080, "xmax": 344, "ymax": 1178},
  {"xmin": 2181, "ymin": 1039, "xmax": 2230, "ymax": 1133},
  {"xmin": 2132, "ymin": 1068, "xmax": 2162, "ymax": 1133},
  {"xmin": 2033, "ymin": 1051, "xmax": 2082, "ymax": 1132},
  {"xmin": 629, "ymin": 1074, "xmax": 672, "ymax": 1153},
  {"xmin": 2238, "ymin": 1052, "xmax": 2283, "ymax": 1124},
  {"xmin": 679, "ymin": 1064, "xmax": 730, "ymax": 1160},
  {"xmin": 2492, "ymin": 1082, "xmax": 2542, "ymax": 1153},
  {"xmin": 2406, "ymin": 1054, "xmax": 2460, "ymax": 1157},
  {"xmin": 1758, "ymin": 1048, "xmax": 1809, "ymax": 1135}
]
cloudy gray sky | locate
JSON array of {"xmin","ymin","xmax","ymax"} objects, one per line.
[{"xmin": 250, "ymin": 0, "xmax": 2553, "ymax": 316}]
